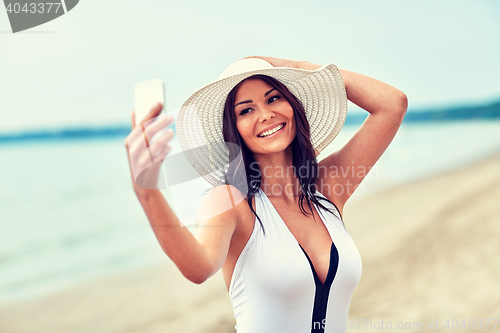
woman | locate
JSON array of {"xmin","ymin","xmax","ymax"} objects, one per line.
[{"xmin": 124, "ymin": 56, "xmax": 407, "ymax": 332}]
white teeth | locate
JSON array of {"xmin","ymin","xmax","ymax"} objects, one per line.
[{"xmin": 258, "ymin": 124, "xmax": 284, "ymax": 138}]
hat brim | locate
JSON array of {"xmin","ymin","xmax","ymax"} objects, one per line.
[{"xmin": 176, "ymin": 64, "xmax": 347, "ymax": 187}]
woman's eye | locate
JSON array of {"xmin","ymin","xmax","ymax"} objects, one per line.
[
  {"xmin": 268, "ymin": 95, "xmax": 280, "ymax": 104},
  {"xmin": 239, "ymin": 108, "xmax": 252, "ymax": 116}
]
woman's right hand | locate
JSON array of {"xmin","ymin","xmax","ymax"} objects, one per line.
[
  {"xmin": 123, "ymin": 103, "xmax": 241, "ymax": 286},
  {"xmin": 124, "ymin": 102, "xmax": 175, "ymax": 194}
]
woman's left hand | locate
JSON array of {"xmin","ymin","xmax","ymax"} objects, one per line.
[{"xmin": 243, "ymin": 56, "xmax": 321, "ymax": 70}]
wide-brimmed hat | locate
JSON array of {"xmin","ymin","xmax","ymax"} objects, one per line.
[{"xmin": 175, "ymin": 58, "xmax": 347, "ymax": 187}]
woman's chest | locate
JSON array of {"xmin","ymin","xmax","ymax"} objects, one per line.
[
  {"xmin": 239, "ymin": 212, "xmax": 361, "ymax": 299},
  {"xmin": 275, "ymin": 202, "xmax": 332, "ymax": 245},
  {"xmin": 271, "ymin": 200, "xmax": 334, "ymax": 279},
  {"xmin": 242, "ymin": 229, "xmax": 318, "ymax": 296}
]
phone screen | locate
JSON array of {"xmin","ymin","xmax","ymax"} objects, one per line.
[{"xmin": 134, "ymin": 79, "xmax": 165, "ymax": 124}]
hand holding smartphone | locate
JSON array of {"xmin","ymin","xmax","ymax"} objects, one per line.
[
  {"xmin": 127, "ymin": 79, "xmax": 174, "ymax": 190},
  {"xmin": 134, "ymin": 79, "xmax": 173, "ymax": 147}
]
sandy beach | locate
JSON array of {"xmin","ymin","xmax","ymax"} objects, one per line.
[{"xmin": 1, "ymin": 151, "xmax": 499, "ymax": 333}]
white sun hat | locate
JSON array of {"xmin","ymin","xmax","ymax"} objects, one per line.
[{"xmin": 175, "ymin": 58, "xmax": 347, "ymax": 188}]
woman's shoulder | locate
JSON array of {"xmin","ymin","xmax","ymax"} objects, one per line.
[{"xmin": 196, "ymin": 185, "xmax": 248, "ymax": 223}]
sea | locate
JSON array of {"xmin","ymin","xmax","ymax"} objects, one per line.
[{"xmin": 1, "ymin": 120, "xmax": 500, "ymax": 306}]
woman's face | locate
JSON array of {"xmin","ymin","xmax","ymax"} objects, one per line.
[{"xmin": 233, "ymin": 78, "xmax": 296, "ymax": 155}]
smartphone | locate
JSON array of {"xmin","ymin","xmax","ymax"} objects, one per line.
[{"xmin": 134, "ymin": 79, "xmax": 165, "ymax": 124}]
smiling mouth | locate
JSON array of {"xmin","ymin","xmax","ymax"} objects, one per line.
[{"xmin": 257, "ymin": 123, "xmax": 285, "ymax": 138}]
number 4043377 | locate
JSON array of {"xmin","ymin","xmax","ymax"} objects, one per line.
[
  {"xmin": 5, "ymin": 2, "xmax": 62, "ymax": 14},
  {"xmin": 443, "ymin": 319, "xmax": 498, "ymax": 330}
]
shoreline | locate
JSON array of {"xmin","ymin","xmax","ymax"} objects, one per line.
[{"xmin": 1, "ymin": 151, "xmax": 500, "ymax": 333}]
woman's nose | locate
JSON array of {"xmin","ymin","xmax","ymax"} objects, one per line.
[{"xmin": 258, "ymin": 106, "xmax": 275, "ymax": 122}]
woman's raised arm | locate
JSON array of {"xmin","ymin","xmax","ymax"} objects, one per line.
[
  {"xmin": 246, "ymin": 56, "xmax": 408, "ymax": 211},
  {"xmin": 124, "ymin": 104, "xmax": 241, "ymax": 284},
  {"xmin": 318, "ymin": 69, "xmax": 407, "ymax": 208},
  {"xmin": 133, "ymin": 186, "xmax": 241, "ymax": 284}
]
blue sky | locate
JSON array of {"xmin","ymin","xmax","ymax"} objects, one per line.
[{"xmin": 1, "ymin": 0, "xmax": 499, "ymax": 132}]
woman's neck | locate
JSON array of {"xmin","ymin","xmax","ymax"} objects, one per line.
[{"xmin": 253, "ymin": 146, "xmax": 302, "ymax": 201}]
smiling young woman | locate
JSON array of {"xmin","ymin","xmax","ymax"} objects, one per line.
[{"xmin": 124, "ymin": 56, "xmax": 407, "ymax": 333}]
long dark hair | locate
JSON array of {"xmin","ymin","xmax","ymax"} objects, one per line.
[{"xmin": 222, "ymin": 74, "xmax": 345, "ymax": 233}]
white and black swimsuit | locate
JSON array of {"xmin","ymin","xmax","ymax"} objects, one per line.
[{"xmin": 229, "ymin": 189, "xmax": 362, "ymax": 333}]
